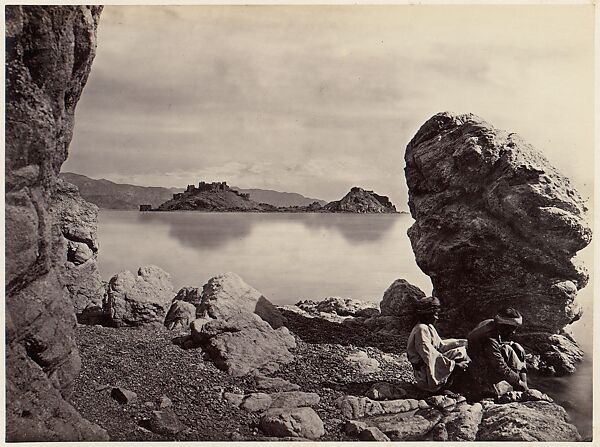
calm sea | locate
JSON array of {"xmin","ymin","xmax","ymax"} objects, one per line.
[{"xmin": 97, "ymin": 210, "xmax": 592, "ymax": 438}]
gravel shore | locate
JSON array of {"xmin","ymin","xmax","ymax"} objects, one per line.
[{"xmin": 70, "ymin": 310, "xmax": 415, "ymax": 441}]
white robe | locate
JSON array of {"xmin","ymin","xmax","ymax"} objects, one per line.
[{"xmin": 407, "ymin": 323, "xmax": 469, "ymax": 392}]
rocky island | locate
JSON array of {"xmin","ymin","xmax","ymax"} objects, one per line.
[
  {"xmin": 149, "ymin": 182, "xmax": 398, "ymax": 213},
  {"xmin": 5, "ymin": 5, "xmax": 591, "ymax": 443}
]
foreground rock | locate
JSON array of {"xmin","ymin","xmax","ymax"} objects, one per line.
[
  {"xmin": 338, "ymin": 388, "xmax": 579, "ymax": 442},
  {"xmin": 5, "ymin": 5, "xmax": 108, "ymax": 441},
  {"xmin": 405, "ymin": 112, "xmax": 592, "ymax": 372},
  {"xmin": 478, "ymin": 401, "xmax": 580, "ymax": 441},
  {"xmin": 191, "ymin": 311, "xmax": 296, "ymax": 376},
  {"xmin": 197, "ymin": 272, "xmax": 286, "ymax": 329},
  {"xmin": 260, "ymin": 407, "xmax": 325, "ymax": 439},
  {"xmin": 104, "ymin": 265, "xmax": 174, "ymax": 327}
]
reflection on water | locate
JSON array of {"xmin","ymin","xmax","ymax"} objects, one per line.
[
  {"xmin": 98, "ymin": 210, "xmax": 432, "ymax": 303},
  {"xmin": 137, "ymin": 211, "xmax": 400, "ymax": 249},
  {"xmin": 97, "ymin": 210, "xmax": 592, "ymax": 438}
]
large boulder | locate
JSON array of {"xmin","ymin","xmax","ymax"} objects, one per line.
[
  {"xmin": 190, "ymin": 312, "xmax": 296, "ymax": 376},
  {"xmin": 478, "ymin": 401, "xmax": 580, "ymax": 441},
  {"xmin": 104, "ymin": 265, "xmax": 174, "ymax": 327},
  {"xmin": 405, "ymin": 112, "xmax": 591, "ymax": 370},
  {"xmin": 5, "ymin": 5, "xmax": 107, "ymax": 441},
  {"xmin": 197, "ymin": 272, "xmax": 286, "ymax": 329},
  {"xmin": 51, "ymin": 179, "xmax": 105, "ymax": 314}
]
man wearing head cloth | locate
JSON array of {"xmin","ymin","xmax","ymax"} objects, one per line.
[
  {"xmin": 463, "ymin": 307, "xmax": 528, "ymax": 399},
  {"xmin": 406, "ymin": 296, "xmax": 470, "ymax": 392}
]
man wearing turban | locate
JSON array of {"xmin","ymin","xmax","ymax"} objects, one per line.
[
  {"xmin": 406, "ymin": 296, "xmax": 470, "ymax": 392},
  {"xmin": 464, "ymin": 307, "xmax": 528, "ymax": 399}
]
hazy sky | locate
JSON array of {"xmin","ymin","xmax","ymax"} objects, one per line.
[{"xmin": 63, "ymin": 5, "xmax": 594, "ymax": 209}]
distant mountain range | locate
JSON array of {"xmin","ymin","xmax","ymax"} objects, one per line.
[
  {"xmin": 59, "ymin": 172, "xmax": 327, "ymax": 209},
  {"xmin": 60, "ymin": 172, "xmax": 181, "ymax": 209}
]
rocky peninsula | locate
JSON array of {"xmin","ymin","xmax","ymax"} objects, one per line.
[{"xmin": 5, "ymin": 5, "xmax": 591, "ymax": 442}]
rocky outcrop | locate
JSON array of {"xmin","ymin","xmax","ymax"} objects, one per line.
[
  {"xmin": 405, "ymin": 112, "xmax": 592, "ymax": 372},
  {"xmin": 5, "ymin": 5, "xmax": 108, "ymax": 441},
  {"xmin": 51, "ymin": 179, "xmax": 105, "ymax": 314},
  {"xmin": 104, "ymin": 265, "xmax": 174, "ymax": 327},
  {"xmin": 324, "ymin": 187, "xmax": 397, "ymax": 213}
]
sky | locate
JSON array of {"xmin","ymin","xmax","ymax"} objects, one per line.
[{"xmin": 63, "ymin": 4, "xmax": 595, "ymax": 210}]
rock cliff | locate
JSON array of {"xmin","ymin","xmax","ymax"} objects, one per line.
[
  {"xmin": 405, "ymin": 112, "xmax": 592, "ymax": 373},
  {"xmin": 325, "ymin": 187, "xmax": 397, "ymax": 213},
  {"xmin": 5, "ymin": 5, "xmax": 108, "ymax": 441}
]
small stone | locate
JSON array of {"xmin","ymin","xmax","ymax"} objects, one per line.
[
  {"xmin": 345, "ymin": 420, "xmax": 368, "ymax": 437},
  {"xmin": 159, "ymin": 395, "xmax": 173, "ymax": 408},
  {"xmin": 345, "ymin": 351, "xmax": 380, "ymax": 373},
  {"xmin": 418, "ymin": 399, "xmax": 430, "ymax": 409},
  {"xmin": 110, "ymin": 387, "xmax": 138, "ymax": 405},
  {"xmin": 147, "ymin": 408, "xmax": 186, "ymax": 436},
  {"xmin": 144, "ymin": 401, "xmax": 154, "ymax": 408},
  {"xmin": 359, "ymin": 427, "xmax": 390, "ymax": 441},
  {"xmin": 95, "ymin": 384, "xmax": 111, "ymax": 392}
]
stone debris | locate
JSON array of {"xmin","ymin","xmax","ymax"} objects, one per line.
[{"xmin": 110, "ymin": 387, "xmax": 138, "ymax": 405}]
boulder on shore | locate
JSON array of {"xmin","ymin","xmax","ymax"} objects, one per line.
[
  {"xmin": 405, "ymin": 112, "xmax": 592, "ymax": 372},
  {"xmin": 104, "ymin": 265, "xmax": 174, "ymax": 327},
  {"xmin": 197, "ymin": 272, "xmax": 286, "ymax": 329},
  {"xmin": 190, "ymin": 312, "xmax": 296, "ymax": 377},
  {"xmin": 164, "ymin": 300, "xmax": 197, "ymax": 331}
]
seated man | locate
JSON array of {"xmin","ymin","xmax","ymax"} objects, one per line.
[
  {"xmin": 407, "ymin": 296, "xmax": 470, "ymax": 392},
  {"xmin": 464, "ymin": 307, "xmax": 528, "ymax": 399}
]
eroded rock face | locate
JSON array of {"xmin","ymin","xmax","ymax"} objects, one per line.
[
  {"xmin": 5, "ymin": 5, "xmax": 107, "ymax": 441},
  {"xmin": 104, "ymin": 265, "xmax": 175, "ymax": 327},
  {"xmin": 52, "ymin": 179, "xmax": 105, "ymax": 313},
  {"xmin": 405, "ymin": 112, "xmax": 591, "ymax": 370}
]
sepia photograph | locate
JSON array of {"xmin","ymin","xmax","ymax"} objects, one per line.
[{"xmin": 4, "ymin": 2, "xmax": 595, "ymax": 442}]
